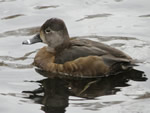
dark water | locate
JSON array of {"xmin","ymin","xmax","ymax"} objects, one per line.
[{"xmin": 0, "ymin": 0, "xmax": 150, "ymax": 113}]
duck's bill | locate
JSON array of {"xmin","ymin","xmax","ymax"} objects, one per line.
[{"xmin": 22, "ymin": 34, "xmax": 42, "ymax": 45}]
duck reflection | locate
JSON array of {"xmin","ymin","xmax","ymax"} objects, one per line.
[{"xmin": 23, "ymin": 69, "xmax": 147, "ymax": 113}]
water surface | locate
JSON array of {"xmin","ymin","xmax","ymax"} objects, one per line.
[{"xmin": 0, "ymin": 0, "xmax": 150, "ymax": 113}]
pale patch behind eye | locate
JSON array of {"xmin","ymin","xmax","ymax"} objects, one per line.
[{"xmin": 46, "ymin": 31, "xmax": 64, "ymax": 48}]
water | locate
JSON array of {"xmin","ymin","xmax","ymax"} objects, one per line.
[{"xmin": 0, "ymin": 0, "xmax": 150, "ymax": 113}]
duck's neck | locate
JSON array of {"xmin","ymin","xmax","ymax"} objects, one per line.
[
  {"xmin": 47, "ymin": 40, "xmax": 71, "ymax": 54},
  {"xmin": 57, "ymin": 41, "xmax": 71, "ymax": 52},
  {"xmin": 46, "ymin": 47, "xmax": 56, "ymax": 53}
]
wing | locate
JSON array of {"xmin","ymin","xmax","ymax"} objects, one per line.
[
  {"xmin": 54, "ymin": 39, "xmax": 132, "ymax": 64},
  {"xmin": 76, "ymin": 39, "xmax": 132, "ymax": 59},
  {"xmin": 34, "ymin": 46, "xmax": 133, "ymax": 77}
]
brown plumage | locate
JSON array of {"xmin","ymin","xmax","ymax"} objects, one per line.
[{"xmin": 23, "ymin": 18, "xmax": 134, "ymax": 77}]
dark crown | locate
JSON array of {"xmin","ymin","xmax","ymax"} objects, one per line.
[{"xmin": 41, "ymin": 18, "xmax": 66, "ymax": 31}]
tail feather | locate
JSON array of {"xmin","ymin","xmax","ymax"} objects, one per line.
[{"xmin": 109, "ymin": 61, "xmax": 136, "ymax": 75}]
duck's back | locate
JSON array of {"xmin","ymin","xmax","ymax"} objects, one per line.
[{"xmin": 55, "ymin": 39, "xmax": 132, "ymax": 64}]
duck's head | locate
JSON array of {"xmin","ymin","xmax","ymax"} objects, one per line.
[{"xmin": 23, "ymin": 18, "xmax": 70, "ymax": 52}]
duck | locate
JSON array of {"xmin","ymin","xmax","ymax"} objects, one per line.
[{"xmin": 22, "ymin": 18, "xmax": 135, "ymax": 78}]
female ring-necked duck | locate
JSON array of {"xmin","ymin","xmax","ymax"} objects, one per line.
[{"xmin": 23, "ymin": 18, "xmax": 135, "ymax": 77}]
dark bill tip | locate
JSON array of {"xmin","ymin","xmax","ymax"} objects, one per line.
[
  {"xmin": 22, "ymin": 34, "xmax": 42, "ymax": 45},
  {"xmin": 22, "ymin": 39, "xmax": 32, "ymax": 45}
]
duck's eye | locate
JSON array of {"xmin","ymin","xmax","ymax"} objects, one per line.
[{"xmin": 45, "ymin": 28, "xmax": 51, "ymax": 34}]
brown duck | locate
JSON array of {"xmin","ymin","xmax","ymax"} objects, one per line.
[{"xmin": 23, "ymin": 18, "xmax": 135, "ymax": 77}]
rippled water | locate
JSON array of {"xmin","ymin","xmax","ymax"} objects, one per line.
[{"xmin": 0, "ymin": 0, "xmax": 150, "ymax": 113}]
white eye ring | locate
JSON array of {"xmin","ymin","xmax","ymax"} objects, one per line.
[{"xmin": 45, "ymin": 27, "xmax": 51, "ymax": 34}]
